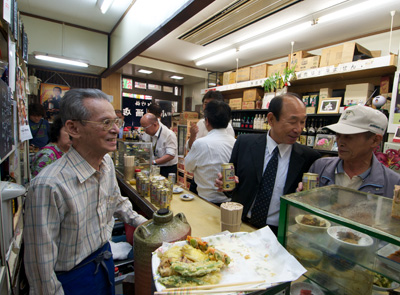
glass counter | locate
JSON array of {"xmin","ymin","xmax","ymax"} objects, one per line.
[
  {"xmin": 278, "ymin": 185, "xmax": 400, "ymax": 295},
  {"xmin": 115, "ymin": 140, "xmax": 153, "ymax": 178}
]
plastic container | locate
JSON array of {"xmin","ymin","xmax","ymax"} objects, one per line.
[{"xmin": 133, "ymin": 208, "xmax": 191, "ymax": 295}]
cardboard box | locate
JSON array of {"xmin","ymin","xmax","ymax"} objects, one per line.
[
  {"xmin": 267, "ymin": 62, "xmax": 288, "ymax": 76},
  {"xmin": 250, "ymin": 64, "xmax": 269, "ymax": 80},
  {"xmin": 345, "ymin": 83, "xmax": 374, "ymax": 93},
  {"xmin": 342, "ymin": 42, "xmax": 372, "ymax": 63},
  {"xmin": 179, "ymin": 112, "xmax": 198, "ymax": 123},
  {"xmin": 237, "ymin": 67, "xmax": 251, "ymax": 82},
  {"xmin": 380, "ymin": 76, "xmax": 390, "ymax": 94},
  {"xmin": 243, "ymin": 88, "xmax": 263, "ymax": 102},
  {"xmin": 242, "ymin": 101, "xmax": 255, "ymax": 110},
  {"xmin": 320, "ymin": 42, "xmax": 373, "ymax": 67},
  {"xmin": 288, "ymin": 51, "xmax": 315, "ymax": 71},
  {"xmin": 229, "ymin": 98, "xmax": 242, "ymax": 110},
  {"xmin": 320, "ymin": 88, "xmax": 333, "ymax": 99},
  {"xmin": 299, "ymin": 56, "xmax": 320, "ymax": 71},
  {"xmin": 229, "ymin": 71, "xmax": 237, "ymax": 84},
  {"xmin": 223, "ymin": 71, "xmax": 231, "ymax": 85},
  {"xmin": 320, "ymin": 44, "xmax": 344, "ymax": 67},
  {"xmin": 344, "ymin": 83, "xmax": 375, "ymax": 105}
]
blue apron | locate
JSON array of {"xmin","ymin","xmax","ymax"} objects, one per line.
[{"xmin": 56, "ymin": 242, "xmax": 115, "ymax": 295}]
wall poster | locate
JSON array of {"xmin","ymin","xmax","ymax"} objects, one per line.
[{"xmin": 40, "ymin": 83, "xmax": 70, "ymax": 122}]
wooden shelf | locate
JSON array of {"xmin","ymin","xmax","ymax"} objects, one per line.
[
  {"xmin": 234, "ymin": 128, "xmax": 267, "ymax": 133},
  {"xmin": 202, "ymin": 55, "xmax": 397, "ymax": 94}
]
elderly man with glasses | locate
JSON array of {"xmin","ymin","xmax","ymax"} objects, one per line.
[
  {"xmin": 140, "ymin": 112, "xmax": 178, "ymax": 178},
  {"xmin": 24, "ymin": 89, "xmax": 147, "ymax": 295}
]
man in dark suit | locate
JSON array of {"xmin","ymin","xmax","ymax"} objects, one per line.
[{"xmin": 216, "ymin": 93, "xmax": 320, "ymax": 234}]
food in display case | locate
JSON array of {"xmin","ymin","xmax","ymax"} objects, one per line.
[
  {"xmin": 116, "ymin": 140, "xmax": 153, "ymax": 177},
  {"xmin": 295, "ymin": 214, "xmax": 330, "ymax": 232},
  {"xmin": 280, "ymin": 185, "xmax": 400, "ymax": 295}
]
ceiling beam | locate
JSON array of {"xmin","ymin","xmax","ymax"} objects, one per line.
[{"xmin": 101, "ymin": 0, "xmax": 215, "ymax": 78}]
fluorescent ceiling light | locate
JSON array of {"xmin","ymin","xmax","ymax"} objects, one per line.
[
  {"xmin": 170, "ymin": 75, "xmax": 184, "ymax": 80},
  {"xmin": 97, "ymin": 0, "xmax": 114, "ymax": 14},
  {"xmin": 239, "ymin": 21, "xmax": 312, "ymax": 52},
  {"xmin": 35, "ymin": 53, "xmax": 89, "ymax": 67},
  {"xmin": 138, "ymin": 69, "xmax": 153, "ymax": 74},
  {"xmin": 318, "ymin": 0, "xmax": 395, "ymax": 23},
  {"xmin": 195, "ymin": 49, "xmax": 237, "ymax": 66}
]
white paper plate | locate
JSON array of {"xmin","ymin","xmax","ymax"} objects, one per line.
[
  {"xmin": 180, "ymin": 194, "xmax": 194, "ymax": 201},
  {"xmin": 376, "ymin": 243, "xmax": 400, "ymax": 272},
  {"xmin": 173, "ymin": 186, "xmax": 184, "ymax": 194},
  {"xmin": 327, "ymin": 226, "xmax": 373, "ymax": 249},
  {"xmin": 291, "ymin": 282, "xmax": 324, "ymax": 295},
  {"xmin": 152, "ymin": 228, "xmax": 307, "ymax": 292}
]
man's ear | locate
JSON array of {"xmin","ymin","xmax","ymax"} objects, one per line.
[
  {"xmin": 64, "ymin": 120, "xmax": 80, "ymax": 139},
  {"xmin": 371, "ymin": 134, "xmax": 383, "ymax": 148}
]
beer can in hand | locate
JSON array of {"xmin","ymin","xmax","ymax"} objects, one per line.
[
  {"xmin": 222, "ymin": 163, "xmax": 236, "ymax": 191},
  {"xmin": 168, "ymin": 173, "xmax": 176, "ymax": 184},
  {"xmin": 302, "ymin": 172, "xmax": 319, "ymax": 190}
]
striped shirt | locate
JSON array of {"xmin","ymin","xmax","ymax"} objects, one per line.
[{"xmin": 24, "ymin": 147, "xmax": 147, "ymax": 295}]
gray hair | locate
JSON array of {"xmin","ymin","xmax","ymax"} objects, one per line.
[{"xmin": 59, "ymin": 88, "xmax": 110, "ymax": 125}]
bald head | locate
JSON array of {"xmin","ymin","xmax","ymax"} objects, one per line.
[{"xmin": 140, "ymin": 113, "xmax": 159, "ymax": 136}]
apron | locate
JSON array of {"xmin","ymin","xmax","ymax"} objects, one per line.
[{"xmin": 56, "ymin": 242, "xmax": 115, "ymax": 295}]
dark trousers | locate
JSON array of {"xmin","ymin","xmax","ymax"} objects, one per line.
[
  {"xmin": 160, "ymin": 164, "xmax": 177, "ymax": 179},
  {"xmin": 56, "ymin": 242, "xmax": 115, "ymax": 295}
]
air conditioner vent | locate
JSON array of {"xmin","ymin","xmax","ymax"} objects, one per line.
[{"xmin": 179, "ymin": 0, "xmax": 302, "ymax": 46}]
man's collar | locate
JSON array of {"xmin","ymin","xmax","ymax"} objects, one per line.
[{"xmin": 336, "ymin": 159, "xmax": 371, "ymax": 180}]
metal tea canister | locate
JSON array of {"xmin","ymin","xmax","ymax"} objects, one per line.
[
  {"xmin": 221, "ymin": 163, "xmax": 236, "ymax": 191},
  {"xmin": 302, "ymin": 172, "xmax": 319, "ymax": 190}
]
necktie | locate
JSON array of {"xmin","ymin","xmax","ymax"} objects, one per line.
[{"xmin": 250, "ymin": 146, "xmax": 279, "ymax": 228}]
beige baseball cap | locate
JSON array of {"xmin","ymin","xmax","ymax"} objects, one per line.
[{"xmin": 324, "ymin": 105, "xmax": 387, "ymax": 135}]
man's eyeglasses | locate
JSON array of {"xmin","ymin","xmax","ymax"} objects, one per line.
[
  {"xmin": 142, "ymin": 123, "xmax": 154, "ymax": 130},
  {"xmin": 81, "ymin": 118, "xmax": 124, "ymax": 131}
]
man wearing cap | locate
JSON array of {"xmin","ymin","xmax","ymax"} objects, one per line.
[{"xmin": 302, "ymin": 105, "xmax": 400, "ymax": 198}]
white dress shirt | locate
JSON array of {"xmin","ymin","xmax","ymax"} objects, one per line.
[
  {"xmin": 142, "ymin": 122, "xmax": 178, "ymax": 166},
  {"xmin": 247, "ymin": 132, "xmax": 292, "ymax": 226},
  {"xmin": 185, "ymin": 118, "xmax": 235, "ymax": 151},
  {"xmin": 184, "ymin": 129, "xmax": 236, "ymax": 203}
]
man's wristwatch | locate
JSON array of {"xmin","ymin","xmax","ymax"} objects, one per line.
[{"xmin": 153, "ymin": 160, "xmax": 156, "ymax": 165}]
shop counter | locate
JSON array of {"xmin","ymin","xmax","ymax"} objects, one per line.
[{"xmin": 116, "ymin": 172, "xmax": 255, "ymax": 237}]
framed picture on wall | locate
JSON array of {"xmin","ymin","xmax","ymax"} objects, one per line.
[
  {"xmin": 40, "ymin": 83, "xmax": 70, "ymax": 122},
  {"xmin": 317, "ymin": 97, "xmax": 341, "ymax": 114}
]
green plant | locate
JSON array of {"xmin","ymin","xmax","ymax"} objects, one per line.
[{"xmin": 263, "ymin": 66, "xmax": 297, "ymax": 92}]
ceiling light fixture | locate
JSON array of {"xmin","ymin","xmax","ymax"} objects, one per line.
[
  {"xmin": 239, "ymin": 21, "xmax": 312, "ymax": 52},
  {"xmin": 195, "ymin": 49, "xmax": 237, "ymax": 66},
  {"xmin": 138, "ymin": 69, "xmax": 153, "ymax": 74},
  {"xmin": 97, "ymin": 0, "xmax": 115, "ymax": 14},
  {"xmin": 34, "ymin": 53, "xmax": 89, "ymax": 67},
  {"xmin": 170, "ymin": 75, "xmax": 184, "ymax": 80},
  {"xmin": 317, "ymin": 0, "xmax": 395, "ymax": 24}
]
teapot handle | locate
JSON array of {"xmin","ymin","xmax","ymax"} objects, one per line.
[
  {"xmin": 175, "ymin": 212, "xmax": 188, "ymax": 224},
  {"xmin": 136, "ymin": 225, "xmax": 151, "ymax": 239}
]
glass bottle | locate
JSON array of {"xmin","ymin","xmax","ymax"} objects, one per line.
[{"xmin": 307, "ymin": 119, "xmax": 316, "ymax": 147}]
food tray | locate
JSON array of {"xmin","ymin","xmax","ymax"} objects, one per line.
[{"xmin": 152, "ymin": 227, "xmax": 307, "ymax": 292}]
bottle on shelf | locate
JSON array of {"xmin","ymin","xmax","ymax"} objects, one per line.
[
  {"xmin": 249, "ymin": 116, "xmax": 254, "ymax": 129},
  {"xmin": 245, "ymin": 117, "xmax": 249, "ymax": 129},
  {"xmin": 300, "ymin": 123, "xmax": 307, "ymax": 145},
  {"xmin": 241, "ymin": 116, "xmax": 246, "ymax": 128},
  {"xmin": 253, "ymin": 114, "xmax": 258, "ymax": 129},
  {"xmin": 262, "ymin": 114, "xmax": 267, "ymax": 130},
  {"xmin": 307, "ymin": 119, "xmax": 316, "ymax": 148}
]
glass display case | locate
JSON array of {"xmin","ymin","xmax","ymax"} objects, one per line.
[
  {"xmin": 115, "ymin": 140, "xmax": 153, "ymax": 177},
  {"xmin": 278, "ymin": 185, "xmax": 400, "ymax": 295}
]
